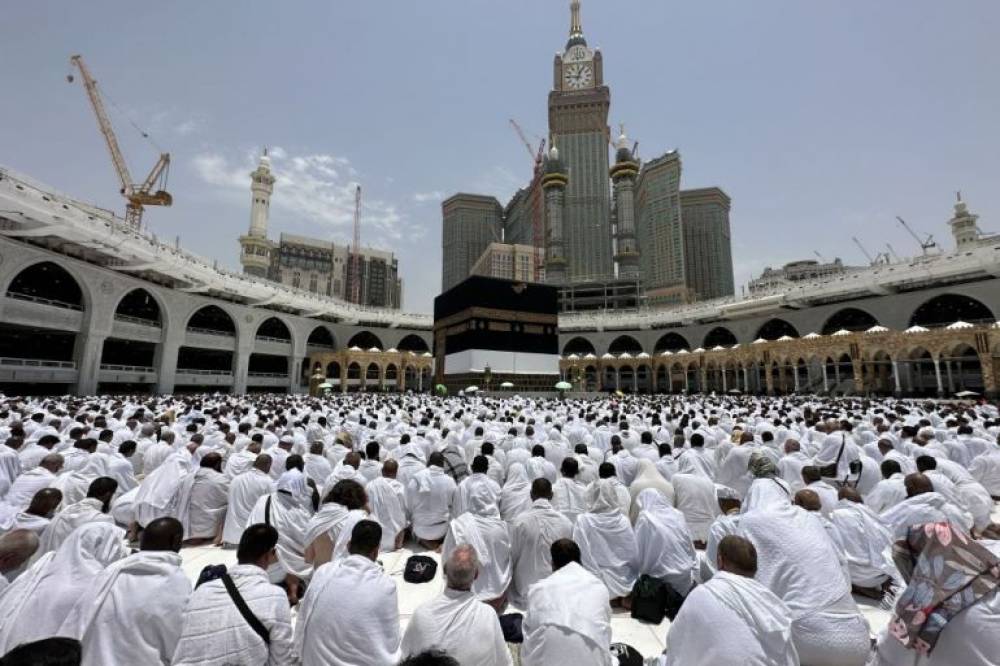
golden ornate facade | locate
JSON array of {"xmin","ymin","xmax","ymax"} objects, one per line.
[{"xmin": 307, "ymin": 349, "xmax": 434, "ymax": 395}]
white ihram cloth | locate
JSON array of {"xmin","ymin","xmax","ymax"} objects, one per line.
[
  {"xmin": 171, "ymin": 563, "xmax": 297, "ymax": 666},
  {"xmin": 0, "ymin": 449, "xmax": 20, "ymax": 498},
  {"xmin": 829, "ymin": 499, "xmax": 900, "ymax": 588},
  {"xmin": 879, "ymin": 491, "xmax": 973, "ymax": 539},
  {"xmin": 134, "ymin": 451, "xmax": 193, "ymax": 527},
  {"xmin": 49, "ymin": 453, "xmax": 110, "ymax": 507},
  {"xmin": 969, "ymin": 449, "xmax": 1000, "ymax": 496},
  {"xmin": 522, "ymin": 561, "xmax": 613, "ymax": 666},
  {"xmin": 509, "ymin": 498, "xmax": 573, "ymax": 607},
  {"xmin": 0, "ymin": 522, "xmax": 126, "ymax": 655},
  {"xmin": 175, "ymin": 467, "xmax": 229, "ymax": 539},
  {"xmin": 665, "ymin": 570, "xmax": 799, "ymax": 666},
  {"xmin": 247, "ymin": 489, "xmax": 313, "ymax": 582},
  {"xmin": 627, "ymin": 459, "xmax": 675, "ymax": 522},
  {"xmin": 453, "ymin": 472, "xmax": 501, "ymax": 518},
  {"xmin": 406, "ymin": 466, "xmax": 456, "ymax": 540},
  {"xmin": 37, "ymin": 497, "xmax": 113, "ymax": 557},
  {"xmin": 60, "ymin": 550, "xmax": 191, "ymax": 666},
  {"xmin": 866, "ymin": 474, "xmax": 908, "ymax": 513},
  {"xmin": 296, "ymin": 554, "xmax": 400, "ymax": 666},
  {"xmin": 499, "ymin": 463, "xmax": 533, "ymax": 521},
  {"xmin": 401, "ymin": 588, "xmax": 512, "ymax": 666},
  {"xmin": 671, "ymin": 472, "xmax": 720, "ymax": 541},
  {"xmin": 2, "ymin": 466, "xmax": 55, "ymax": 510},
  {"xmin": 222, "ymin": 468, "xmax": 273, "ymax": 544},
  {"xmin": 741, "ymin": 476, "xmax": 792, "ymax": 513},
  {"xmin": 633, "ymin": 489, "xmax": 698, "ymax": 595},
  {"xmin": 366, "ymin": 476, "xmax": 407, "ymax": 551},
  {"xmin": 442, "ymin": 483, "xmax": 512, "ymax": 601},
  {"xmin": 303, "ymin": 502, "xmax": 367, "ymax": 564},
  {"xmin": 223, "ymin": 448, "xmax": 256, "ymax": 479},
  {"xmin": 739, "ymin": 505, "xmax": 870, "ymax": 666},
  {"xmin": 552, "ymin": 476, "xmax": 588, "ymax": 523},
  {"xmin": 573, "ymin": 479, "xmax": 638, "ymax": 598}
]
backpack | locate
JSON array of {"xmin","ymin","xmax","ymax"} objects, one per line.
[
  {"xmin": 629, "ymin": 574, "xmax": 667, "ymax": 624},
  {"xmin": 403, "ymin": 555, "xmax": 438, "ymax": 583}
]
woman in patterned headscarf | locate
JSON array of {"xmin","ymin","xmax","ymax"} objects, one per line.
[
  {"xmin": 741, "ymin": 451, "xmax": 791, "ymax": 513},
  {"xmin": 875, "ymin": 521, "xmax": 1000, "ymax": 664}
]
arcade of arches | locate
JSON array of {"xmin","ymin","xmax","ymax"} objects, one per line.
[
  {"xmin": 306, "ymin": 349, "xmax": 434, "ymax": 395},
  {"xmin": 560, "ymin": 324, "xmax": 1000, "ymax": 397}
]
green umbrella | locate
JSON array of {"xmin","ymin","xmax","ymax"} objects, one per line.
[
  {"xmin": 434, "ymin": 384, "xmax": 448, "ymax": 396},
  {"xmin": 317, "ymin": 382, "xmax": 333, "ymax": 389},
  {"xmin": 555, "ymin": 381, "xmax": 572, "ymax": 391}
]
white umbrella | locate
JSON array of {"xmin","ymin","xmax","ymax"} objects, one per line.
[
  {"xmin": 465, "ymin": 386, "xmax": 479, "ymax": 393},
  {"xmin": 500, "ymin": 381, "xmax": 515, "ymax": 389},
  {"xmin": 555, "ymin": 381, "xmax": 572, "ymax": 391},
  {"xmin": 955, "ymin": 390, "xmax": 979, "ymax": 398}
]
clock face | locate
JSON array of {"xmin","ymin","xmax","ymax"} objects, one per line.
[{"xmin": 563, "ymin": 63, "xmax": 594, "ymax": 90}]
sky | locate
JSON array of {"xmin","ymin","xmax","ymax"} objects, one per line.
[{"xmin": 3, "ymin": 1, "xmax": 999, "ymax": 313}]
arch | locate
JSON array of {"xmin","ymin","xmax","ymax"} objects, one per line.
[
  {"xmin": 385, "ymin": 364, "xmax": 399, "ymax": 380},
  {"xmin": 307, "ymin": 325, "xmax": 336, "ymax": 349},
  {"xmin": 755, "ymin": 318, "xmax": 799, "ymax": 341},
  {"xmin": 821, "ymin": 307, "xmax": 879, "ymax": 335},
  {"xmin": 608, "ymin": 335, "xmax": 643, "ymax": 355},
  {"xmin": 908, "ymin": 293, "xmax": 994, "ymax": 328},
  {"xmin": 347, "ymin": 330, "xmax": 384, "ymax": 350},
  {"xmin": 562, "ymin": 336, "xmax": 597, "ymax": 356},
  {"xmin": 397, "ymin": 334, "xmax": 429, "ymax": 353},
  {"xmin": 703, "ymin": 327, "xmax": 737, "ymax": 349},
  {"xmin": 653, "ymin": 332, "xmax": 690, "ymax": 353},
  {"xmin": 325, "ymin": 361, "xmax": 341, "ymax": 378},
  {"xmin": 347, "ymin": 362, "xmax": 362, "ymax": 379},
  {"xmin": 365, "ymin": 362, "xmax": 381, "ymax": 380},
  {"xmin": 6, "ymin": 261, "xmax": 84, "ymax": 309},
  {"xmin": 114, "ymin": 288, "xmax": 162, "ymax": 325},
  {"xmin": 256, "ymin": 316, "xmax": 291, "ymax": 341},
  {"xmin": 187, "ymin": 305, "xmax": 236, "ymax": 335}
]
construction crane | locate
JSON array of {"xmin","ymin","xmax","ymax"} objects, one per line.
[
  {"xmin": 67, "ymin": 55, "xmax": 171, "ymax": 230},
  {"xmin": 885, "ymin": 243, "xmax": 901, "ymax": 262},
  {"xmin": 851, "ymin": 237, "xmax": 874, "ymax": 264},
  {"xmin": 895, "ymin": 216, "xmax": 938, "ymax": 255},
  {"xmin": 349, "ymin": 185, "xmax": 362, "ymax": 305},
  {"xmin": 508, "ymin": 119, "xmax": 546, "ymax": 281}
]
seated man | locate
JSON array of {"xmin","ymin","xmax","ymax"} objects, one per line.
[
  {"xmin": 442, "ymin": 483, "xmax": 511, "ymax": 609},
  {"xmin": 573, "ymin": 478, "xmax": 638, "ymax": 603},
  {"xmin": 37, "ymin": 477, "xmax": 117, "ymax": 556},
  {"xmin": 522, "ymin": 539, "xmax": 613, "ymax": 666},
  {"xmin": 222, "ymin": 454, "xmax": 273, "ymax": 546},
  {"xmin": 366, "ymin": 459, "xmax": 408, "ymax": 552},
  {"xmin": 177, "ymin": 452, "xmax": 230, "ymax": 545},
  {"xmin": 662, "ymin": 535, "xmax": 798, "ymax": 666},
  {"xmin": 880, "ymin": 473, "xmax": 973, "ymax": 539},
  {"xmin": 406, "ymin": 452, "xmax": 456, "ymax": 549},
  {"xmin": 866, "ymin": 460, "xmax": 908, "ymax": 514},
  {"xmin": 509, "ymin": 478, "xmax": 573, "ymax": 608},
  {"xmin": 0, "ymin": 529, "xmax": 39, "ymax": 591},
  {"xmin": 829, "ymin": 486, "xmax": 900, "ymax": 599},
  {"xmin": 671, "ymin": 471, "xmax": 719, "ymax": 546},
  {"xmin": 634, "ymin": 488, "xmax": 698, "ymax": 597},
  {"xmin": 401, "ymin": 544, "xmax": 512, "ymax": 666}
]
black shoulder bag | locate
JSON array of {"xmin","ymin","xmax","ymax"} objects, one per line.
[
  {"xmin": 221, "ymin": 573, "xmax": 271, "ymax": 645},
  {"xmin": 818, "ymin": 434, "xmax": 846, "ymax": 479}
]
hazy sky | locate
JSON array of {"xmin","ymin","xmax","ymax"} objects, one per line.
[{"xmin": 3, "ymin": 1, "xmax": 999, "ymax": 313}]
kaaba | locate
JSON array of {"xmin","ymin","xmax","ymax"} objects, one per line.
[{"xmin": 433, "ymin": 275, "xmax": 560, "ymax": 393}]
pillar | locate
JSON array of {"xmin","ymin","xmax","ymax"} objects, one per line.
[
  {"xmin": 615, "ymin": 368, "xmax": 621, "ymax": 391},
  {"xmin": 765, "ymin": 366, "xmax": 774, "ymax": 396},
  {"xmin": 933, "ymin": 358, "xmax": 944, "ymax": 396},
  {"xmin": 892, "ymin": 360, "xmax": 902, "ymax": 394},
  {"xmin": 289, "ymin": 355, "xmax": 304, "ymax": 394},
  {"xmin": 822, "ymin": 364, "xmax": 829, "ymax": 393},
  {"xmin": 743, "ymin": 367, "xmax": 750, "ymax": 393},
  {"xmin": 155, "ymin": 337, "xmax": 180, "ymax": 394},
  {"xmin": 852, "ymin": 361, "xmax": 864, "ymax": 393},
  {"xmin": 632, "ymin": 371, "xmax": 637, "ymax": 394},
  {"xmin": 945, "ymin": 361, "xmax": 955, "ymax": 393},
  {"xmin": 793, "ymin": 366, "xmax": 801, "ymax": 392},
  {"xmin": 340, "ymin": 362, "xmax": 348, "ymax": 393},
  {"xmin": 722, "ymin": 367, "xmax": 728, "ymax": 392},
  {"xmin": 74, "ymin": 332, "xmax": 106, "ymax": 396}
]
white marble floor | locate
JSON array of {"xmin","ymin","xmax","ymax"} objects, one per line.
[{"xmin": 179, "ymin": 540, "xmax": 894, "ymax": 659}]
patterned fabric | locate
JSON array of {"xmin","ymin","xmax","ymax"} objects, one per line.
[
  {"xmin": 888, "ymin": 522, "xmax": 1000, "ymax": 655},
  {"xmin": 748, "ymin": 451, "xmax": 777, "ymax": 478}
]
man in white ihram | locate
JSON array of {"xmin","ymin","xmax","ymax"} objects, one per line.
[
  {"xmin": 509, "ymin": 478, "xmax": 573, "ymax": 607},
  {"xmin": 401, "ymin": 544, "xmax": 512, "ymax": 665}
]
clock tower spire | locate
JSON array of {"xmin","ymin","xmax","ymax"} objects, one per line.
[{"xmin": 569, "ymin": 0, "xmax": 584, "ymax": 43}]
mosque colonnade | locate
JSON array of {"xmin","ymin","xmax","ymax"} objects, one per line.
[{"xmin": 0, "ymin": 237, "xmax": 433, "ymax": 395}]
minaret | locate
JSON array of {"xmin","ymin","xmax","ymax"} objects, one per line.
[
  {"xmin": 542, "ymin": 143, "xmax": 569, "ymax": 284},
  {"xmin": 949, "ymin": 191, "xmax": 982, "ymax": 248},
  {"xmin": 239, "ymin": 150, "xmax": 277, "ymax": 278},
  {"xmin": 611, "ymin": 126, "xmax": 640, "ymax": 279}
]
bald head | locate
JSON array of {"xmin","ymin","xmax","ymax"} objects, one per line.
[
  {"xmin": 254, "ymin": 454, "xmax": 272, "ymax": 474},
  {"xmin": 0, "ymin": 529, "xmax": 39, "ymax": 574},
  {"xmin": 26, "ymin": 488, "xmax": 62, "ymax": 518},
  {"xmin": 140, "ymin": 517, "xmax": 184, "ymax": 552},
  {"xmin": 793, "ymin": 489, "xmax": 822, "ymax": 512},
  {"xmin": 717, "ymin": 535, "xmax": 758, "ymax": 577},
  {"xmin": 783, "ymin": 439, "xmax": 800, "ymax": 455},
  {"xmin": 39, "ymin": 453, "xmax": 64, "ymax": 474},
  {"xmin": 381, "ymin": 459, "xmax": 398, "ymax": 479},
  {"xmin": 904, "ymin": 472, "xmax": 934, "ymax": 498},
  {"xmin": 444, "ymin": 544, "xmax": 479, "ymax": 591},
  {"xmin": 343, "ymin": 452, "xmax": 361, "ymax": 470}
]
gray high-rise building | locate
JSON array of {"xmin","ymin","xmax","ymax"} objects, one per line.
[
  {"xmin": 680, "ymin": 187, "xmax": 734, "ymax": 301},
  {"xmin": 441, "ymin": 193, "xmax": 503, "ymax": 291},
  {"xmin": 635, "ymin": 151, "xmax": 689, "ymax": 305},
  {"xmin": 547, "ymin": 0, "xmax": 613, "ymax": 282}
]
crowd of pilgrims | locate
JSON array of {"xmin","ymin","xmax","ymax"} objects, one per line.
[{"xmin": 0, "ymin": 392, "xmax": 996, "ymax": 665}]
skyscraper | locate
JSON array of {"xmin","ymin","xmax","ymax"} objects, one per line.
[
  {"xmin": 440, "ymin": 193, "xmax": 503, "ymax": 291},
  {"xmin": 680, "ymin": 187, "xmax": 735, "ymax": 300},
  {"xmin": 636, "ymin": 151, "xmax": 688, "ymax": 304},
  {"xmin": 547, "ymin": 0, "xmax": 613, "ymax": 281}
]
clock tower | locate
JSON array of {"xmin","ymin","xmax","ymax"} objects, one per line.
[{"xmin": 548, "ymin": 0, "xmax": 613, "ymax": 281}]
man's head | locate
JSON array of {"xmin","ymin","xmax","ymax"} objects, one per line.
[
  {"xmin": 254, "ymin": 453, "xmax": 272, "ymax": 474},
  {"xmin": 347, "ymin": 519, "xmax": 382, "ymax": 561},
  {"xmin": 118, "ymin": 440, "xmax": 137, "ymax": 459},
  {"xmin": 784, "ymin": 439, "xmax": 800, "ymax": 455},
  {"xmin": 530, "ymin": 478, "xmax": 553, "ymax": 502},
  {"xmin": 382, "ymin": 458, "xmax": 398, "ymax": 479},
  {"xmin": 39, "ymin": 453, "xmax": 64, "ymax": 475},
  {"xmin": 690, "ymin": 433, "xmax": 704, "ymax": 449},
  {"xmin": 610, "ymin": 435, "xmax": 622, "ymax": 454},
  {"xmin": 26, "ymin": 488, "xmax": 62, "ymax": 518},
  {"xmin": 915, "ymin": 455, "xmax": 937, "ymax": 473},
  {"xmin": 904, "ymin": 472, "xmax": 934, "ymax": 498},
  {"xmin": 285, "ymin": 454, "xmax": 304, "ymax": 473},
  {"xmin": 838, "ymin": 486, "xmax": 863, "ymax": 504},
  {"xmin": 309, "ymin": 441, "xmax": 324, "ymax": 456},
  {"xmin": 200, "ymin": 452, "xmax": 223, "ymax": 473},
  {"xmin": 560, "ymin": 457, "xmax": 579, "ymax": 479},
  {"xmin": 444, "ymin": 544, "xmax": 479, "ymax": 591},
  {"xmin": 657, "ymin": 442, "xmax": 672, "ymax": 459},
  {"xmin": 86, "ymin": 477, "xmax": 118, "ymax": 512},
  {"xmin": 237, "ymin": 523, "xmax": 279, "ymax": 569},
  {"xmin": 0, "ymin": 529, "xmax": 39, "ymax": 575},
  {"xmin": 550, "ymin": 538, "xmax": 582, "ymax": 571},
  {"xmin": 140, "ymin": 517, "xmax": 184, "ymax": 553},
  {"xmin": 75, "ymin": 438, "xmax": 97, "ymax": 454},
  {"xmin": 598, "ymin": 462, "xmax": 616, "ymax": 479},
  {"xmin": 800, "ymin": 465, "xmax": 821, "ymax": 485},
  {"xmin": 877, "ymin": 439, "xmax": 894, "ymax": 456},
  {"xmin": 325, "ymin": 479, "xmax": 367, "ymax": 511},
  {"xmin": 37, "ymin": 434, "xmax": 60, "ymax": 450},
  {"xmin": 365, "ymin": 441, "xmax": 380, "ymax": 461},
  {"xmin": 471, "ymin": 455, "xmax": 489, "ymax": 475},
  {"xmin": 427, "ymin": 451, "xmax": 444, "ymax": 469},
  {"xmin": 793, "ymin": 489, "xmax": 822, "ymax": 512},
  {"xmin": 717, "ymin": 535, "xmax": 758, "ymax": 577},
  {"xmin": 531, "ymin": 444, "xmax": 545, "ymax": 458},
  {"xmin": 880, "ymin": 459, "xmax": 901, "ymax": 480}
]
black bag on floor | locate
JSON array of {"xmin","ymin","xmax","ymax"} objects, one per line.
[
  {"xmin": 610, "ymin": 642, "xmax": 644, "ymax": 666},
  {"xmin": 403, "ymin": 555, "xmax": 438, "ymax": 583},
  {"xmin": 663, "ymin": 580, "xmax": 692, "ymax": 621},
  {"xmin": 630, "ymin": 574, "xmax": 667, "ymax": 624},
  {"xmin": 499, "ymin": 613, "xmax": 524, "ymax": 643}
]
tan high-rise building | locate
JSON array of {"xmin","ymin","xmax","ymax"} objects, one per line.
[
  {"xmin": 440, "ymin": 193, "xmax": 503, "ymax": 291},
  {"xmin": 470, "ymin": 242, "xmax": 545, "ymax": 283},
  {"xmin": 635, "ymin": 151, "xmax": 689, "ymax": 305},
  {"xmin": 680, "ymin": 187, "xmax": 734, "ymax": 301}
]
